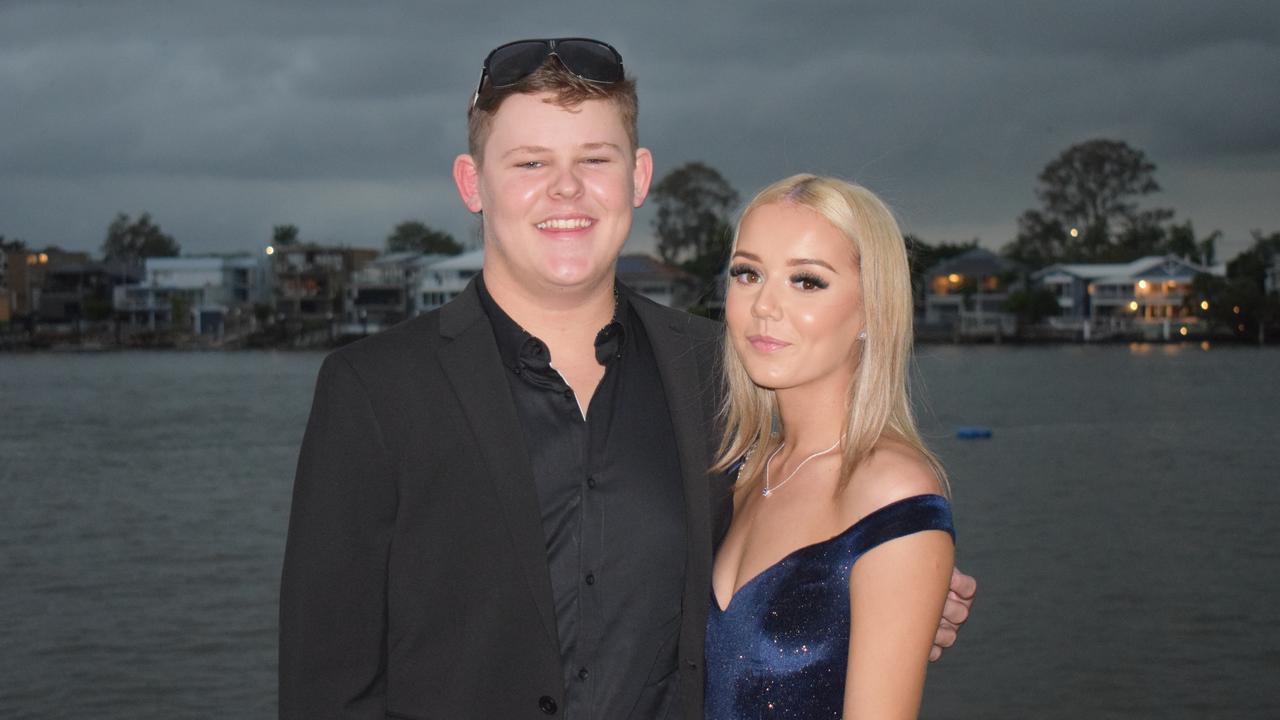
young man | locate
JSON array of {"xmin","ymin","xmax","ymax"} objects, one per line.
[{"xmin": 279, "ymin": 38, "xmax": 974, "ymax": 720}]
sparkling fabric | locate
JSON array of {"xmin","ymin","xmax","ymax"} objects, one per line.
[{"xmin": 705, "ymin": 494, "xmax": 955, "ymax": 719}]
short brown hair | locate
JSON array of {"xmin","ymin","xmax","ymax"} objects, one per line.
[{"xmin": 467, "ymin": 56, "xmax": 638, "ymax": 164}]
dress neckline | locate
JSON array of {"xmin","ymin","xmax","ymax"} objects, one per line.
[{"xmin": 711, "ymin": 493, "xmax": 947, "ymax": 614}]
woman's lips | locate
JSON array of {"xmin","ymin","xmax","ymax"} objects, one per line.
[{"xmin": 747, "ymin": 335, "xmax": 791, "ymax": 352}]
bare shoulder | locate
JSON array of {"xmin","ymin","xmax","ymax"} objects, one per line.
[{"xmin": 839, "ymin": 438, "xmax": 946, "ymax": 520}]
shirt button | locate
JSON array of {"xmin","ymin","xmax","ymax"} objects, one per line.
[
  {"xmin": 538, "ymin": 695, "xmax": 557, "ymax": 714},
  {"xmin": 578, "ymin": 667, "xmax": 589, "ymax": 680},
  {"xmin": 586, "ymin": 475, "xmax": 597, "ymax": 489},
  {"xmin": 585, "ymin": 572, "xmax": 595, "ymax": 586},
  {"xmin": 563, "ymin": 389, "xmax": 574, "ymax": 401}
]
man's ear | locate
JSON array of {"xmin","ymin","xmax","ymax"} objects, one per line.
[
  {"xmin": 632, "ymin": 147, "xmax": 654, "ymax": 208},
  {"xmin": 453, "ymin": 154, "xmax": 484, "ymax": 213}
]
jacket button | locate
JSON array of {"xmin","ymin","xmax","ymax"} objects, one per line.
[
  {"xmin": 539, "ymin": 695, "xmax": 558, "ymax": 714},
  {"xmin": 584, "ymin": 572, "xmax": 595, "ymax": 585}
]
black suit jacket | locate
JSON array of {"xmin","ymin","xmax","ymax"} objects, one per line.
[{"xmin": 279, "ymin": 280, "xmax": 733, "ymax": 719}]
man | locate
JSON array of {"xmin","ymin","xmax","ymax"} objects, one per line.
[{"xmin": 280, "ymin": 38, "xmax": 974, "ymax": 719}]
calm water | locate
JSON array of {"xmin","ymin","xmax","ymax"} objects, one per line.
[{"xmin": 1, "ymin": 346, "xmax": 1277, "ymax": 718}]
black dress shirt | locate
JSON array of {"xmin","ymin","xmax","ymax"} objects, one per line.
[{"xmin": 477, "ymin": 276, "xmax": 688, "ymax": 719}]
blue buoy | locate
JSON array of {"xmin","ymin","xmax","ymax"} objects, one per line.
[{"xmin": 956, "ymin": 426, "xmax": 992, "ymax": 439}]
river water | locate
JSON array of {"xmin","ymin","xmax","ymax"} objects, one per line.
[{"xmin": 1, "ymin": 345, "xmax": 1277, "ymax": 718}]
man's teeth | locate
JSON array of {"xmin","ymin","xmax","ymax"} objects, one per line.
[{"xmin": 537, "ymin": 218, "xmax": 593, "ymax": 230}]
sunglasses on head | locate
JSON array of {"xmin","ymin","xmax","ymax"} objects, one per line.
[{"xmin": 472, "ymin": 38, "xmax": 625, "ymax": 107}]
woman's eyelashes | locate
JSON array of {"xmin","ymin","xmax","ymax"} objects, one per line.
[
  {"xmin": 728, "ymin": 263, "xmax": 829, "ymax": 290},
  {"xmin": 790, "ymin": 272, "xmax": 829, "ymax": 291},
  {"xmin": 728, "ymin": 263, "xmax": 761, "ymax": 284}
]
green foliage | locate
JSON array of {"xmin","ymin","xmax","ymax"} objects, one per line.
[
  {"xmin": 1188, "ymin": 231, "xmax": 1280, "ymax": 341},
  {"xmin": 102, "ymin": 212, "xmax": 180, "ymax": 262},
  {"xmin": 1004, "ymin": 287, "xmax": 1062, "ymax": 323},
  {"xmin": 1003, "ymin": 139, "xmax": 1186, "ymax": 267},
  {"xmin": 83, "ymin": 297, "xmax": 114, "ymax": 322},
  {"xmin": 169, "ymin": 294, "xmax": 191, "ymax": 330},
  {"xmin": 1, "ymin": 235, "xmax": 29, "ymax": 253},
  {"xmin": 272, "ymin": 224, "xmax": 300, "ymax": 247},
  {"xmin": 650, "ymin": 162, "xmax": 740, "ymax": 283},
  {"xmin": 386, "ymin": 221, "xmax": 462, "ymax": 255}
]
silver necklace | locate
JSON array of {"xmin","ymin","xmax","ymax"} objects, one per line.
[{"xmin": 762, "ymin": 439, "xmax": 842, "ymax": 497}]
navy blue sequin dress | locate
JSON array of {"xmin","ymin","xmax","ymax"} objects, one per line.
[{"xmin": 705, "ymin": 494, "xmax": 954, "ymax": 719}]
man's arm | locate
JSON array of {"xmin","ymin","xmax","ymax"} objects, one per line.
[
  {"xmin": 930, "ymin": 566, "xmax": 977, "ymax": 661},
  {"xmin": 279, "ymin": 353, "xmax": 397, "ymax": 719}
]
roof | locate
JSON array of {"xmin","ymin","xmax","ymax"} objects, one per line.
[
  {"xmin": 1034, "ymin": 254, "xmax": 1223, "ymax": 283},
  {"xmin": 615, "ymin": 254, "xmax": 694, "ymax": 282},
  {"xmin": 928, "ymin": 248, "xmax": 1016, "ymax": 277},
  {"xmin": 426, "ymin": 248, "xmax": 485, "ymax": 271}
]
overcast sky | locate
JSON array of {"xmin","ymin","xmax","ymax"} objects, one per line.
[{"xmin": 2, "ymin": 0, "xmax": 1277, "ymax": 261}]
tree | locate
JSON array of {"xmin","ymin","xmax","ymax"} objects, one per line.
[
  {"xmin": 272, "ymin": 224, "xmax": 300, "ymax": 247},
  {"xmin": 1004, "ymin": 139, "xmax": 1173, "ymax": 267},
  {"xmin": 649, "ymin": 162, "xmax": 739, "ymax": 282},
  {"xmin": 102, "ymin": 212, "xmax": 180, "ymax": 262},
  {"xmin": 0, "ymin": 235, "xmax": 29, "ymax": 253},
  {"xmin": 1160, "ymin": 220, "xmax": 1219, "ymax": 266},
  {"xmin": 1187, "ymin": 231, "xmax": 1280, "ymax": 343},
  {"xmin": 386, "ymin": 221, "xmax": 462, "ymax": 255}
]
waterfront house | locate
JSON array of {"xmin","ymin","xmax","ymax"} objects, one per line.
[
  {"xmin": 343, "ymin": 252, "xmax": 447, "ymax": 334},
  {"xmin": 1, "ymin": 249, "xmax": 91, "ymax": 322},
  {"xmin": 114, "ymin": 256, "xmax": 271, "ymax": 337},
  {"xmin": 615, "ymin": 253, "xmax": 699, "ymax": 309},
  {"xmin": 416, "ymin": 249, "xmax": 484, "ymax": 311},
  {"xmin": 923, "ymin": 248, "xmax": 1019, "ymax": 337},
  {"xmin": 40, "ymin": 261, "xmax": 140, "ymax": 329},
  {"xmin": 271, "ymin": 244, "xmax": 378, "ymax": 324},
  {"xmin": 1032, "ymin": 254, "xmax": 1224, "ymax": 339}
]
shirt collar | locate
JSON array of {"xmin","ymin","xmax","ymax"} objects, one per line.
[{"xmin": 476, "ymin": 272, "xmax": 628, "ymax": 371}]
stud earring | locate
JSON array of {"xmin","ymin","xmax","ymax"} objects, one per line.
[{"xmin": 858, "ymin": 330, "xmax": 867, "ymax": 340}]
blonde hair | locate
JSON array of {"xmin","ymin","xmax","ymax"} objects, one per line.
[{"xmin": 713, "ymin": 174, "xmax": 947, "ymax": 494}]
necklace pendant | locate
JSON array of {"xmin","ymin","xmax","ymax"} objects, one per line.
[{"xmin": 762, "ymin": 487, "xmax": 772, "ymax": 497}]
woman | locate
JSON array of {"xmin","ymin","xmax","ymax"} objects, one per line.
[{"xmin": 706, "ymin": 175, "xmax": 955, "ymax": 719}]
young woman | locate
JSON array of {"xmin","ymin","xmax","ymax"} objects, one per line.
[{"xmin": 706, "ymin": 175, "xmax": 955, "ymax": 719}]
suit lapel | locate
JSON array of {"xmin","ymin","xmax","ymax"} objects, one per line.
[
  {"xmin": 438, "ymin": 282, "xmax": 558, "ymax": 648},
  {"xmin": 629, "ymin": 292, "xmax": 715, "ymax": 588}
]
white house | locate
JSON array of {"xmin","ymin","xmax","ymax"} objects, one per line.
[
  {"xmin": 1032, "ymin": 254, "xmax": 1224, "ymax": 338},
  {"xmin": 114, "ymin": 256, "xmax": 271, "ymax": 335},
  {"xmin": 1267, "ymin": 256, "xmax": 1280, "ymax": 295},
  {"xmin": 416, "ymin": 249, "xmax": 484, "ymax": 311}
]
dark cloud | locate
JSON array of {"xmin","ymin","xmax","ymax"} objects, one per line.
[{"xmin": 1, "ymin": 0, "xmax": 1277, "ymax": 257}]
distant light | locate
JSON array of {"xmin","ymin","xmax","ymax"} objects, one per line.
[
  {"xmin": 265, "ymin": 246, "xmax": 275, "ymax": 256},
  {"xmin": 1233, "ymin": 305, "xmax": 1241, "ymax": 314},
  {"xmin": 1128, "ymin": 300, "xmax": 1139, "ymax": 311},
  {"xmin": 1137, "ymin": 280, "xmax": 1149, "ymax": 290},
  {"xmin": 1200, "ymin": 300, "xmax": 1209, "ymax": 311},
  {"xmin": 1179, "ymin": 326, "xmax": 1189, "ymax": 336},
  {"xmin": 1238, "ymin": 324, "xmax": 1246, "ymax": 332},
  {"xmin": 948, "ymin": 273, "xmax": 961, "ymax": 283},
  {"xmin": 1069, "ymin": 227, "xmax": 1079, "ymax": 238},
  {"xmin": 1200, "ymin": 341, "xmax": 1211, "ymax": 351},
  {"xmin": 39, "ymin": 253, "xmax": 48, "ymax": 263}
]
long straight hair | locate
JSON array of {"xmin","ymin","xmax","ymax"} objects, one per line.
[{"xmin": 712, "ymin": 175, "xmax": 947, "ymax": 494}]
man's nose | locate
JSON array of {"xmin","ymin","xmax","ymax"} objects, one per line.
[{"xmin": 549, "ymin": 164, "xmax": 584, "ymax": 199}]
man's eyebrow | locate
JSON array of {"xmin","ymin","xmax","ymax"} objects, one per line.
[
  {"xmin": 501, "ymin": 145, "xmax": 551, "ymax": 158},
  {"xmin": 581, "ymin": 142, "xmax": 623, "ymax": 153}
]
